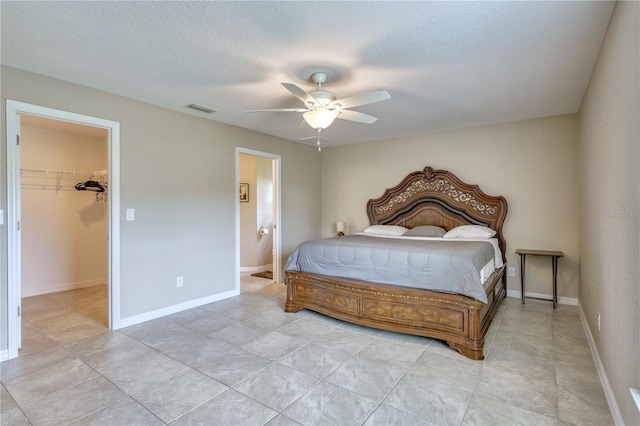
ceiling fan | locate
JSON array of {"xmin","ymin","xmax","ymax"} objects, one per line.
[{"xmin": 247, "ymin": 72, "xmax": 391, "ymax": 137}]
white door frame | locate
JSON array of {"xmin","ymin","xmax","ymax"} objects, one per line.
[
  {"xmin": 235, "ymin": 147, "xmax": 282, "ymax": 290},
  {"xmin": 5, "ymin": 100, "xmax": 121, "ymax": 361}
]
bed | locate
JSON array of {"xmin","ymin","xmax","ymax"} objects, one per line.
[{"xmin": 284, "ymin": 166, "xmax": 508, "ymax": 360}]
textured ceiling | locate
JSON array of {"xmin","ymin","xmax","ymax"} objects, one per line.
[{"xmin": 1, "ymin": 1, "xmax": 614, "ymax": 148}]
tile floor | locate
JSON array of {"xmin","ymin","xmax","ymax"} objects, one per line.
[{"xmin": 1, "ymin": 277, "xmax": 614, "ymax": 425}]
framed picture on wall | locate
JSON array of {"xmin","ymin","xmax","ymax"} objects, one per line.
[{"xmin": 239, "ymin": 183, "xmax": 249, "ymax": 202}]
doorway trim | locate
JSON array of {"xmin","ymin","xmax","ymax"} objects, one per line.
[
  {"xmin": 5, "ymin": 100, "xmax": 121, "ymax": 361},
  {"xmin": 235, "ymin": 147, "xmax": 282, "ymax": 292}
]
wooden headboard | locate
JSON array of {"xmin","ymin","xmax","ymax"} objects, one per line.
[{"xmin": 367, "ymin": 166, "xmax": 508, "ymax": 262}]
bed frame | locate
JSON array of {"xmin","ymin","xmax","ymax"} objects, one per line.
[{"xmin": 285, "ymin": 166, "xmax": 508, "ymax": 360}]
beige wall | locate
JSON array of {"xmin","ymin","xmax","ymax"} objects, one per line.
[
  {"xmin": 577, "ymin": 1, "xmax": 640, "ymax": 424},
  {"xmin": 21, "ymin": 124, "xmax": 108, "ymax": 296},
  {"xmin": 321, "ymin": 115, "xmax": 579, "ymax": 299},
  {"xmin": 1, "ymin": 66, "xmax": 322, "ymax": 351}
]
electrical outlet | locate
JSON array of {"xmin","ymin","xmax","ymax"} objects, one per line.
[
  {"xmin": 597, "ymin": 312, "xmax": 601, "ymax": 331},
  {"xmin": 176, "ymin": 276, "xmax": 184, "ymax": 288},
  {"xmin": 508, "ymin": 267, "xmax": 515, "ymax": 277}
]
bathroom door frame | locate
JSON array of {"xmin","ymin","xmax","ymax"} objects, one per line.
[{"xmin": 235, "ymin": 147, "xmax": 282, "ymax": 290}]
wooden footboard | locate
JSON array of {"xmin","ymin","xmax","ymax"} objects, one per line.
[{"xmin": 285, "ymin": 267, "xmax": 506, "ymax": 360}]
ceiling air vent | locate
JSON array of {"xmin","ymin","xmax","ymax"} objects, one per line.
[{"xmin": 186, "ymin": 103, "xmax": 217, "ymax": 114}]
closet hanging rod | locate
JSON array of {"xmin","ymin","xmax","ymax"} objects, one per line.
[{"xmin": 21, "ymin": 168, "xmax": 108, "ymax": 192}]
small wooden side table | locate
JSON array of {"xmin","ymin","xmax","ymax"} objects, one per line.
[{"xmin": 516, "ymin": 249, "xmax": 564, "ymax": 308}]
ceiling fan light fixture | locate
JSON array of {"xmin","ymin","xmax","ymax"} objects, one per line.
[
  {"xmin": 310, "ymin": 90, "xmax": 335, "ymax": 106},
  {"xmin": 303, "ymin": 109, "xmax": 338, "ymax": 130}
]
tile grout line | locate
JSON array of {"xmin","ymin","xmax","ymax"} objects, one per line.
[
  {"xmin": 458, "ymin": 302, "xmax": 503, "ymax": 425},
  {"xmin": 358, "ymin": 338, "xmax": 429, "ymax": 425}
]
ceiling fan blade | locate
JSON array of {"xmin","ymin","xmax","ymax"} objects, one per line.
[
  {"xmin": 336, "ymin": 109, "xmax": 378, "ymax": 124},
  {"xmin": 282, "ymin": 83, "xmax": 320, "ymax": 107},
  {"xmin": 330, "ymin": 91, "xmax": 390, "ymax": 109},
  {"xmin": 246, "ymin": 108, "xmax": 308, "ymax": 113}
]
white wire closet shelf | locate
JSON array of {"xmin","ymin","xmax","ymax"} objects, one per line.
[{"xmin": 21, "ymin": 168, "xmax": 108, "ymax": 192}]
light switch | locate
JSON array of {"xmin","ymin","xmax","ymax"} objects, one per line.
[
  {"xmin": 126, "ymin": 208, "xmax": 135, "ymax": 221},
  {"xmin": 0, "ymin": 210, "xmax": 4, "ymax": 225}
]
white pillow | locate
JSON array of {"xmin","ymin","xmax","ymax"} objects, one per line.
[
  {"xmin": 363, "ymin": 225, "xmax": 408, "ymax": 236},
  {"xmin": 443, "ymin": 225, "xmax": 496, "ymax": 239}
]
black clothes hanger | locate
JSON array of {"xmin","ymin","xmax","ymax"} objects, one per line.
[{"xmin": 75, "ymin": 180, "xmax": 106, "ymax": 193}]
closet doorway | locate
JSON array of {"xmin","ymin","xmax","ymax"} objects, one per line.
[
  {"xmin": 5, "ymin": 101, "xmax": 121, "ymax": 361},
  {"xmin": 236, "ymin": 148, "xmax": 281, "ymax": 292}
]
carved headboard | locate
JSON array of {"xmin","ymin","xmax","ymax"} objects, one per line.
[{"xmin": 367, "ymin": 167, "xmax": 508, "ymax": 262}]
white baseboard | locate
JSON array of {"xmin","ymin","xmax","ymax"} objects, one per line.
[
  {"xmin": 506, "ymin": 289, "xmax": 577, "ymax": 306},
  {"xmin": 0, "ymin": 350, "xmax": 8, "ymax": 362},
  {"xmin": 577, "ymin": 301, "xmax": 624, "ymax": 425},
  {"xmin": 21, "ymin": 279, "xmax": 107, "ymax": 298},
  {"xmin": 240, "ymin": 264, "xmax": 272, "ymax": 274},
  {"xmin": 117, "ymin": 288, "xmax": 240, "ymax": 329}
]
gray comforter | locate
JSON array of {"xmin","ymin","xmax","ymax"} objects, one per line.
[{"xmin": 284, "ymin": 235, "xmax": 495, "ymax": 302}]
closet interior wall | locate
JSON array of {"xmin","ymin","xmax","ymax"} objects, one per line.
[{"xmin": 21, "ymin": 119, "xmax": 108, "ymax": 297}]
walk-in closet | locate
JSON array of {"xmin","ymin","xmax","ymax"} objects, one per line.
[{"xmin": 19, "ymin": 114, "xmax": 109, "ymax": 351}]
